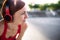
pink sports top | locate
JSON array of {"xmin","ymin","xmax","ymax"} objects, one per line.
[{"xmin": 0, "ymin": 21, "xmax": 21, "ymax": 40}]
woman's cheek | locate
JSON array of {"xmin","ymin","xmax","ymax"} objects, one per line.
[
  {"xmin": 21, "ymin": 15, "xmax": 25, "ymax": 21},
  {"xmin": 19, "ymin": 16, "xmax": 24, "ymax": 24},
  {"xmin": 21, "ymin": 22, "xmax": 28, "ymax": 32}
]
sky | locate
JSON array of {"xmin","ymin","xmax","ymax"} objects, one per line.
[{"xmin": 22, "ymin": 0, "xmax": 59, "ymax": 4}]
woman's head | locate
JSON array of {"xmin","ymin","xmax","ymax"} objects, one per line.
[
  {"xmin": 2, "ymin": 0, "xmax": 28, "ymax": 23},
  {"xmin": 14, "ymin": 5, "xmax": 28, "ymax": 24}
]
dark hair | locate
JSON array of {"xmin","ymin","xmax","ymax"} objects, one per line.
[{"xmin": 2, "ymin": 0, "xmax": 25, "ymax": 22}]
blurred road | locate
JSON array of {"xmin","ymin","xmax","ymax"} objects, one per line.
[{"xmin": 22, "ymin": 17, "xmax": 60, "ymax": 40}]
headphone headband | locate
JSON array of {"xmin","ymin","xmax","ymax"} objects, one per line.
[{"xmin": 1, "ymin": 0, "xmax": 12, "ymax": 22}]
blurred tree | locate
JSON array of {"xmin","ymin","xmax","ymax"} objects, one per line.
[
  {"xmin": 0, "ymin": 0, "xmax": 3, "ymax": 8},
  {"xmin": 49, "ymin": 3, "xmax": 55, "ymax": 10},
  {"xmin": 40, "ymin": 4, "xmax": 50, "ymax": 10},
  {"xmin": 39, "ymin": 5, "xmax": 44, "ymax": 10},
  {"xmin": 29, "ymin": 0, "xmax": 60, "ymax": 11},
  {"xmin": 33, "ymin": 4, "xmax": 40, "ymax": 8},
  {"xmin": 29, "ymin": 4, "xmax": 34, "ymax": 9},
  {"xmin": 0, "ymin": 3, "xmax": 2, "ymax": 8},
  {"xmin": 58, "ymin": 0, "xmax": 60, "ymax": 4},
  {"xmin": 0, "ymin": 0, "xmax": 4, "ymax": 9},
  {"xmin": 49, "ymin": 0, "xmax": 60, "ymax": 10},
  {"xmin": 29, "ymin": 4, "xmax": 40, "ymax": 9}
]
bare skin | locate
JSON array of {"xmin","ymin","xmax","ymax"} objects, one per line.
[{"xmin": 0, "ymin": 5, "xmax": 28, "ymax": 40}]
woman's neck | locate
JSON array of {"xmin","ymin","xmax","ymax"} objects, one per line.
[{"xmin": 7, "ymin": 21, "xmax": 19, "ymax": 30}]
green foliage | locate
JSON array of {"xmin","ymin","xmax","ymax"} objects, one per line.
[
  {"xmin": 29, "ymin": 4, "xmax": 40, "ymax": 9},
  {"xmin": 33, "ymin": 4, "xmax": 40, "ymax": 8},
  {"xmin": 49, "ymin": 0, "xmax": 60, "ymax": 10},
  {"xmin": 40, "ymin": 4, "xmax": 49, "ymax": 10},
  {"xmin": 29, "ymin": 4, "xmax": 33, "ymax": 9},
  {"xmin": 0, "ymin": 0, "xmax": 3, "ymax": 8},
  {"xmin": 29, "ymin": 0, "xmax": 60, "ymax": 10},
  {"xmin": 0, "ymin": 4, "xmax": 2, "ymax": 8},
  {"xmin": 58, "ymin": 0, "xmax": 60, "ymax": 4}
]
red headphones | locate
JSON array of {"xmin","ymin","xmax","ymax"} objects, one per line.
[{"xmin": 4, "ymin": 6, "xmax": 12, "ymax": 22}]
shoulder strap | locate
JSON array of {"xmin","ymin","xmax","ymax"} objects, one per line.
[
  {"xmin": 2, "ymin": 21, "xmax": 8, "ymax": 36},
  {"xmin": 17, "ymin": 25, "xmax": 21, "ymax": 33},
  {"xmin": 14, "ymin": 24, "xmax": 21, "ymax": 39}
]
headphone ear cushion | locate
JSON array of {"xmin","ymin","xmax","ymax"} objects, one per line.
[{"xmin": 4, "ymin": 15, "xmax": 11, "ymax": 21}]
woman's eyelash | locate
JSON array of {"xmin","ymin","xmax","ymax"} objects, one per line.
[
  {"xmin": 21, "ymin": 11, "xmax": 26, "ymax": 15},
  {"xmin": 21, "ymin": 13, "xmax": 25, "ymax": 15}
]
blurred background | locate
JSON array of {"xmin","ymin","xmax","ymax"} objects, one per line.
[{"xmin": 0, "ymin": 0, "xmax": 60, "ymax": 40}]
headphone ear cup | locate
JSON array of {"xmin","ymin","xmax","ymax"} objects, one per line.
[
  {"xmin": 4, "ymin": 5, "xmax": 12, "ymax": 22},
  {"xmin": 4, "ymin": 15, "xmax": 11, "ymax": 21}
]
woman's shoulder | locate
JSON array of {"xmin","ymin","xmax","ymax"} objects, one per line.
[
  {"xmin": 0, "ymin": 19, "xmax": 4, "ymax": 27},
  {"xmin": 0, "ymin": 19, "xmax": 4, "ymax": 36}
]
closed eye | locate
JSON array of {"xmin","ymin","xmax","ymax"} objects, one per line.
[
  {"xmin": 21, "ymin": 13, "xmax": 25, "ymax": 15},
  {"xmin": 21, "ymin": 11, "xmax": 26, "ymax": 15}
]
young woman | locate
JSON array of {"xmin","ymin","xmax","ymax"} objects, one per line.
[{"xmin": 0, "ymin": 0, "xmax": 28, "ymax": 40}]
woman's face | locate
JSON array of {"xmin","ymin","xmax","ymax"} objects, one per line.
[{"xmin": 13, "ymin": 6, "xmax": 28, "ymax": 25}]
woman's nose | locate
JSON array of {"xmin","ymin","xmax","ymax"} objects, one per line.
[{"xmin": 24, "ymin": 13, "xmax": 28, "ymax": 19}]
